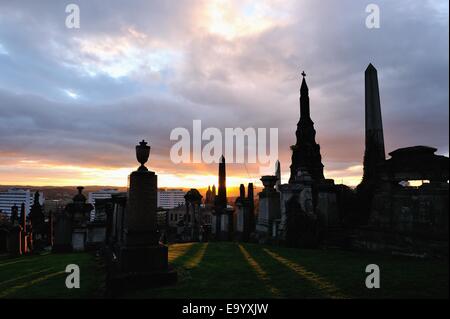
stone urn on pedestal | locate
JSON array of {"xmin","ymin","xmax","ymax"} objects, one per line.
[{"xmin": 114, "ymin": 140, "xmax": 177, "ymax": 291}]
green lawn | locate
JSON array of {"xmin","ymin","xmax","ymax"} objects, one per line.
[
  {"xmin": 0, "ymin": 252, "xmax": 103, "ymax": 299},
  {"xmin": 0, "ymin": 243, "xmax": 448, "ymax": 299}
]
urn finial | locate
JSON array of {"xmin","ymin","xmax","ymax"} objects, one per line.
[
  {"xmin": 136, "ymin": 139, "xmax": 151, "ymax": 171},
  {"xmin": 260, "ymin": 175, "xmax": 277, "ymax": 189}
]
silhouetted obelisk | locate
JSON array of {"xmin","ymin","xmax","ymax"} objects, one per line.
[
  {"xmin": 362, "ymin": 64, "xmax": 385, "ymax": 183},
  {"xmin": 275, "ymin": 160, "xmax": 281, "ymax": 191},
  {"xmin": 211, "ymin": 185, "xmax": 216, "ymax": 198},
  {"xmin": 216, "ymin": 155, "xmax": 227, "ymax": 209},
  {"xmin": 214, "ymin": 155, "xmax": 228, "ymax": 239},
  {"xmin": 289, "ymin": 71, "xmax": 325, "ymax": 183}
]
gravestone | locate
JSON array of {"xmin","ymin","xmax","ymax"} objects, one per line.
[
  {"xmin": 0, "ymin": 227, "xmax": 9, "ymax": 253},
  {"xmin": 52, "ymin": 211, "xmax": 72, "ymax": 252},
  {"xmin": 113, "ymin": 140, "xmax": 176, "ymax": 291},
  {"xmin": 19, "ymin": 203, "xmax": 28, "ymax": 254},
  {"xmin": 72, "ymin": 231, "xmax": 86, "ymax": 251},
  {"xmin": 8, "ymin": 225, "xmax": 22, "ymax": 256},
  {"xmin": 256, "ymin": 176, "xmax": 280, "ymax": 238},
  {"xmin": 234, "ymin": 183, "xmax": 255, "ymax": 242}
]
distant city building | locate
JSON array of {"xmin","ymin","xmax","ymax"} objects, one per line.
[
  {"xmin": 168, "ymin": 205, "xmax": 186, "ymax": 226},
  {"xmin": 88, "ymin": 189, "xmax": 120, "ymax": 220},
  {"xmin": 157, "ymin": 189, "xmax": 185, "ymax": 209},
  {"xmin": 0, "ymin": 188, "xmax": 44, "ymax": 217}
]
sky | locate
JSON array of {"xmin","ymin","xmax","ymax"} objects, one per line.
[{"xmin": 0, "ymin": 0, "xmax": 448, "ymax": 189}]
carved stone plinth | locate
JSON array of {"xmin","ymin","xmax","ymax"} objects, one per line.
[
  {"xmin": 124, "ymin": 170, "xmax": 159, "ymax": 246},
  {"xmin": 118, "ymin": 244, "xmax": 168, "ymax": 273}
]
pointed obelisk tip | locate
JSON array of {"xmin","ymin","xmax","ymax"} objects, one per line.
[
  {"xmin": 220, "ymin": 155, "xmax": 225, "ymax": 163},
  {"xmin": 366, "ymin": 63, "xmax": 376, "ymax": 72}
]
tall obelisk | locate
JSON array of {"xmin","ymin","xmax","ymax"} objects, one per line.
[
  {"xmin": 216, "ymin": 155, "xmax": 227, "ymax": 209},
  {"xmin": 275, "ymin": 160, "xmax": 281, "ymax": 191},
  {"xmin": 362, "ymin": 64, "xmax": 385, "ymax": 183},
  {"xmin": 214, "ymin": 155, "xmax": 227, "ymax": 239}
]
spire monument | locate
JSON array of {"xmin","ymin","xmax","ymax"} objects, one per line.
[{"xmin": 289, "ymin": 71, "xmax": 325, "ymax": 183}]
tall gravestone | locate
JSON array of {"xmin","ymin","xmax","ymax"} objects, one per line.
[
  {"xmin": 52, "ymin": 210, "xmax": 72, "ymax": 253},
  {"xmin": 257, "ymin": 176, "xmax": 281, "ymax": 239},
  {"xmin": 235, "ymin": 183, "xmax": 255, "ymax": 242},
  {"xmin": 48, "ymin": 211, "xmax": 53, "ymax": 247},
  {"xmin": 19, "ymin": 203, "xmax": 28, "ymax": 254},
  {"xmin": 184, "ymin": 188, "xmax": 203, "ymax": 241},
  {"xmin": 30, "ymin": 191, "xmax": 45, "ymax": 251},
  {"xmin": 8, "ymin": 225, "xmax": 22, "ymax": 256},
  {"xmin": 8, "ymin": 205, "xmax": 22, "ymax": 255},
  {"xmin": 116, "ymin": 140, "xmax": 176, "ymax": 289}
]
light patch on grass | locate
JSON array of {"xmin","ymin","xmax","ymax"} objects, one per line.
[
  {"xmin": 184, "ymin": 243, "xmax": 208, "ymax": 269},
  {"xmin": 238, "ymin": 244, "xmax": 282, "ymax": 298},
  {"xmin": 0, "ymin": 254, "xmax": 51, "ymax": 268},
  {"xmin": 168, "ymin": 243, "xmax": 195, "ymax": 262},
  {"xmin": 0, "ymin": 270, "xmax": 66, "ymax": 298},
  {"xmin": 0, "ymin": 268, "xmax": 53, "ymax": 288},
  {"xmin": 263, "ymin": 248, "xmax": 348, "ymax": 299}
]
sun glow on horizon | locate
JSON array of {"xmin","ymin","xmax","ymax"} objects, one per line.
[{"xmin": 1, "ymin": 160, "xmax": 364, "ymax": 189}]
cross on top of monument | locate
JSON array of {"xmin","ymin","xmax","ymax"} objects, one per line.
[{"xmin": 301, "ymin": 71, "xmax": 306, "ymax": 78}]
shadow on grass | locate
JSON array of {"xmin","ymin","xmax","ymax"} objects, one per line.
[{"xmin": 245, "ymin": 243, "xmax": 449, "ymax": 299}]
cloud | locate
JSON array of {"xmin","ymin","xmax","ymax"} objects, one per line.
[{"xmin": 0, "ymin": 0, "xmax": 448, "ymax": 187}]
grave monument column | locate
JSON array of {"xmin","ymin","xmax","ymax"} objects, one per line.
[{"xmin": 116, "ymin": 140, "xmax": 176, "ymax": 288}]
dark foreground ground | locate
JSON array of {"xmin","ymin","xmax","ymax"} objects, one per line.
[{"xmin": 0, "ymin": 242, "xmax": 448, "ymax": 298}]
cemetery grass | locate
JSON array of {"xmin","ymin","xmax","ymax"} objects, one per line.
[
  {"xmin": 126, "ymin": 242, "xmax": 449, "ymax": 299},
  {"xmin": 0, "ymin": 243, "xmax": 447, "ymax": 298},
  {"xmin": 0, "ymin": 251, "xmax": 102, "ymax": 298}
]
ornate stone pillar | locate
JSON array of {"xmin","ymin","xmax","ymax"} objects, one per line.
[{"xmin": 257, "ymin": 176, "xmax": 281, "ymax": 237}]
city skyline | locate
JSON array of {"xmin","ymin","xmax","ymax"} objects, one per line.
[{"xmin": 0, "ymin": 0, "xmax": 448, "ymax": 189}]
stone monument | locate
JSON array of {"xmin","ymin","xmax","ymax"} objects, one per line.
[
  {"xmin": 213, "ymin": 155, "xmax": 234, "ymax": 240},
  {"xmin": 8, "ymin": 204, "xmax": 22, "ymax": 255},
  {"xmin": 289, "ymin": 71, "xmax": 325, "ymax": 183},
  {"xmin": 114, "ymin": 140, "xmax": 176, "ymax": 290},
  {"xmin": 184, "ymin": 188, "xmax": 203, "ymax": 241},
  {"xmin": 256, "ymin": 175, "xmax": 280, "ymax": 241},
  {"xmin": 52, "ymin": 210, "xmax": 72, "ymax": 253},
  {"xmin": 362, "ymin": 63, "xmax": 385, "ymax": 184},
  {"xmin": 235, "ymin": 183, "xmax": 255, "ymax": 242},
  {"xmin": 19, "ymin": 203, "xmax": 28, "ymax": 254},
  {"xmin": 29, "ymin": 191, "xmax": 45, "ymax": 251},
  {"xmin": 8, "ymin": 225, "xmax": 22, "ymax": 256}
]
